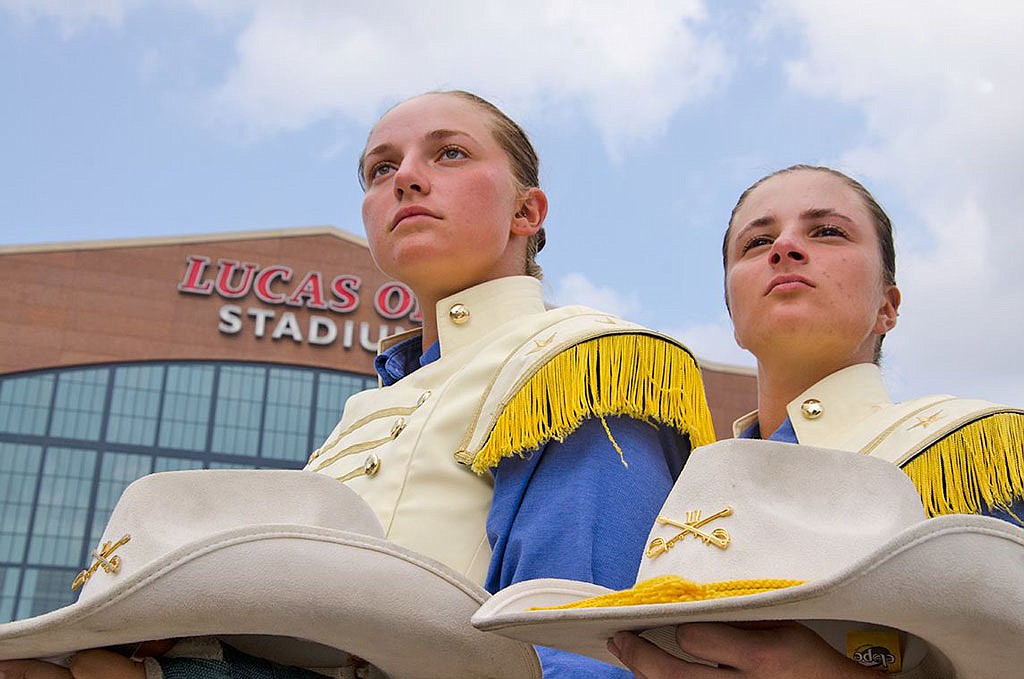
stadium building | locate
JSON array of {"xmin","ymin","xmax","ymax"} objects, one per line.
[{"xmin": 0, "ymin": 227, "xmax": 755, "ymax": 621}]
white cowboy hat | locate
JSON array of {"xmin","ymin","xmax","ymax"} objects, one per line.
[
  {"xmin": 0, "ymin": 469, "xmax": 540, "ymax": 678},
  {"xmin": 472, "ymin": 439, "xmax": 1024, "ymax": 679}
]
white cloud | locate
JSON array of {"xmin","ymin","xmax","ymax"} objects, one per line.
[
  {"xmin": 0, "ymin": 0, "xmax": 132, "ymax": 36},
  {"xmin": 661, "ymin": 315, "xmax": 756, "ymax": 369},
  {"xmin": 763, "ymin": 0, "xmax": 1024, "ymax": 406},
  {"xmin": 885, "ymin": 200, "xmax": 1024, "ymax": 405},
  {"xmin": 550, "ymin": 272, "xmax": 642, "ymax": 320},
  {"xmin": 550, "ymin": 276, "xmax": 755, "ymax": 370},
  {"xmin": 197, "ymin": 0, "xmax": 729, "ymax": 154}
]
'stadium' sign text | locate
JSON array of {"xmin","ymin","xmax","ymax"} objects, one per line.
[{"xmin": 177, "ymin": 255, "xmax": 421, "ymax": 352}]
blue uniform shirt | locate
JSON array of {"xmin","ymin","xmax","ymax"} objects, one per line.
[{"xmin": 380, "ymin": 335, "xmax": 690, "ymax": 677}]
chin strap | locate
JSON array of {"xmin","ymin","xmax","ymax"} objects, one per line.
[{"xmin": 533, "ymin": 575, "xmax": 805, "ymax": 610}]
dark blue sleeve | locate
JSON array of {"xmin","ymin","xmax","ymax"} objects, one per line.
[
  {"xmin": 981, "ymin": 499, "xmax": 1024, "ymax": 526},
  {"xmin": 486, "ymin": 416, "xmax": 690, "ymax": 678}
]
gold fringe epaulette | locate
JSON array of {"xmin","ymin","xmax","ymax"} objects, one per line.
[
  {"xmin": 901, "ymin": 411, "xmax": 1024, "ymax": 519},
  {"xmin": 471, "ymin": 334, "xmax": 716, "ymax": 473}
]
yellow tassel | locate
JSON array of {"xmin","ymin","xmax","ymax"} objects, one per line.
[
  {"xmin": 471, "ymin": 334, "xmax": 716, "ymax": 473},
  {"xmin": 901, "ymin": 412, "xmax": 1024, "ymax": 518},
  {"xmin": 532, "ymin": 575, "xmax": 805, "ymax": 610},
  {"xmin": 599, "ymin": 416, "xmax": 629, "ymax": 468}
]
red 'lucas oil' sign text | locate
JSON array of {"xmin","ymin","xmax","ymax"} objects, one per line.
[{"xmin": 177, "ymin": 255, "xmax": 422, "ymax": 352}]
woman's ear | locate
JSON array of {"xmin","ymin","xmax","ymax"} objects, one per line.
[
  {"xmin": 511, "ymin": 187, "xmax": 548, "ymax": 237},
  {"xmin": 875, "ymin": 284, "xmax": 901, "ymax": 334}
]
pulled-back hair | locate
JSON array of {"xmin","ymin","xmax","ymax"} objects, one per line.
[{"xmin": 359, "ymin": 90, "xmax": 545, "ymax": 280}]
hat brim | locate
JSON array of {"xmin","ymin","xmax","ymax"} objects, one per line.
[
  {"xmin": 0, "ymin": 524, "xmax": 540, "ymax": 679},
  {"xmin": 473, "ymin": 515, "xmax": 1024, "ymax": 679}
]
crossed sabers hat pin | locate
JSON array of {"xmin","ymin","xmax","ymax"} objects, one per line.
[
  {"xmin": 72, "ymin": 534, "xmax": 131, "ymax": 591},
  {"xmin": 645, "ymin": 506, "xmax": 733, "ymax": 559}
]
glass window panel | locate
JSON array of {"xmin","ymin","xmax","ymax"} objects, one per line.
[
  {"xmin": 0, "ymin": 443, "xmax": 43, "ymax": 562},
  {"xmin": 210, "ymin": 366, "xmax": 265, "ymax": 456},
  {"xmin": 159, "ymin": 365, "xmax": 214, "ymax": 451},
  {"xmin": 0, "ymin": 362, "xmax": 380, "ymax": 621},
  {"xmin": 0, "ymin": 566, "xmax": 20, "ymax": 623},
  {"xmin": 49, "ymin": 369, "xmax": 109, "ymax": 441},
  {"xmin": 261, "ymin": 368, "xmax": 313, "ymax": 461},
  {"xmin": 314, "ymin": 373, "xmax": 374, "ymax": 447},
  {"xmin": 0, "ymin": 373, "xmax": 55, "ymax": 436},
  {"xmin": 206, "ymin": 461, "xmax": 255, "ymax": 469},
  {"xmin": 89, "ymin": 453, "xmax": 152, "ymax": 548},
  {"xmin": 153, "ymin": 457, "xmax": 204, "ymax": 473},
  {"xmin": 27, "ymin": 447, "xmax": 97, "ymax": 567},
  {"xmin": 106, "ymin": 365, "xmax": 164, "ymax": 446},
  {"xmin": 16, "ymin": 567, "xmax": 77, "ymax": 619}
]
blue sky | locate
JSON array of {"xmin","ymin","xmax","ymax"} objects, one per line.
[{"xmin": 2, "ymin": 1, "xmax": 1022, "ymax": 407}]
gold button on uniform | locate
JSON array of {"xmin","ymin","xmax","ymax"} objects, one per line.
[
  {"xmin": 800, "ymin": 399, "xmax": 823, "ymax": 419},
  {"xmin": 364, "ymin": 454, "xmax": 381, "ymax": 477},
  {"xmin": 391, "ymin": 418, "xmax": 406, "ymax": 437},
  {"xmin": 416, "ymin": 390, "xmax": 432, "ymax": 407},
  {"xmin": 449, "ymin": 304, "xmax": 470, "ymax": 324}
]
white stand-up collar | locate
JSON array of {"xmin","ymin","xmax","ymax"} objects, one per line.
[
  {"xmin": 434, "ymin": 277, "xmax": 547, "ymax": 356},
  {"xmin": 376, "ymin": 276, "xmax": 548, "ymax": 358},
  {"xmin": 732, "ymin": 363, "xmax": 892, "ymax": 444}
]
